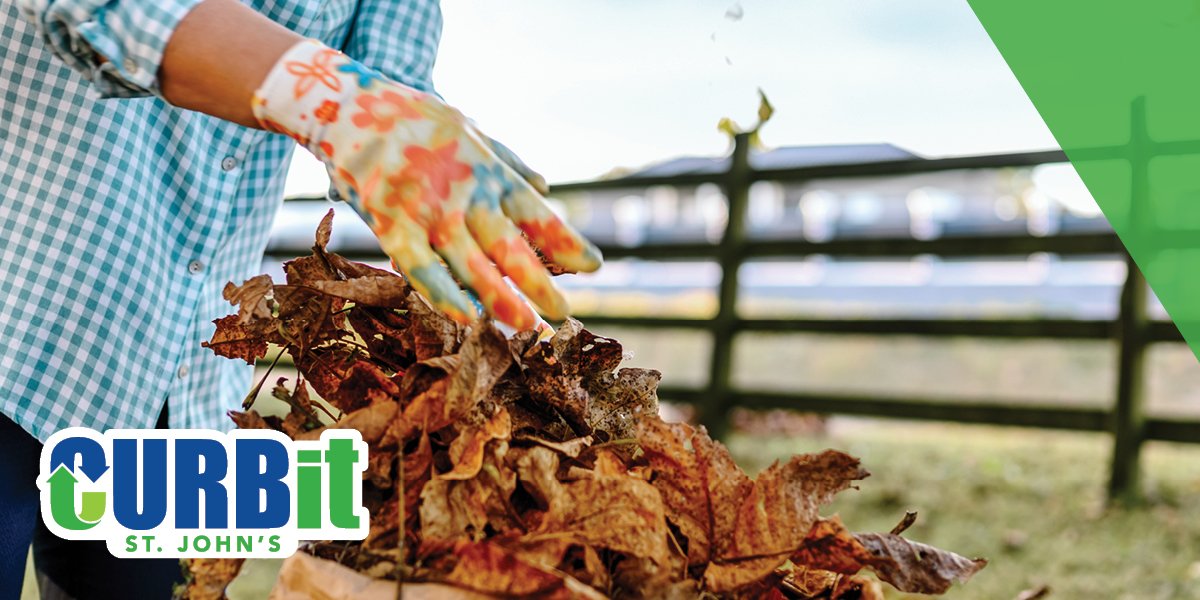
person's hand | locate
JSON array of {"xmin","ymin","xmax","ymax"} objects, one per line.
[{"xmin": 252, "ymin": 41, "xmax": 602, "ymax": 330}]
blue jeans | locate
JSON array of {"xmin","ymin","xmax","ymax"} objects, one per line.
[{"xmin": 0, "ymin": 407, "xmax": 184, "ymax": 600}]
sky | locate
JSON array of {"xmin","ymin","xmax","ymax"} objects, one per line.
[{"xmin": 283, "ymin": 0, "xmax": 1060, "ymax": 196}]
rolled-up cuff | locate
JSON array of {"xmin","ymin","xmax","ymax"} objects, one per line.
[{"xmin": 19, "ymin": 0, "xmax": 205, "ymax": 98}]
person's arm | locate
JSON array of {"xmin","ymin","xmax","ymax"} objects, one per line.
[
  {"xmin": 21, "ymin": 0, "xmax": 601, "ymax": 329},
  {"xmin": 159, "ymin": 0, "xmax": 301, "ymax": 128}
]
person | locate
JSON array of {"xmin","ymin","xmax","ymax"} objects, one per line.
[{"xmin": 0, "ymin": 0, "xmax": 601, "ymax": 596}]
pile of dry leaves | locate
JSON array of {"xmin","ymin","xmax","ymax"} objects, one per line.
[{"xmin": 183, "ymin": 211, "xmax": 985, "ymax": 599}]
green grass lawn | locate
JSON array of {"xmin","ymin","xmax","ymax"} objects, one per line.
[{"xmin": 726, "ymin": 419, "xmax": 1200, "ymax": 599}]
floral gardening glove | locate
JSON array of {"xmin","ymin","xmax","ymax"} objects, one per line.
[{"xmin": 252, "ymin": 40, "xmax": 602, "ymax": 330}]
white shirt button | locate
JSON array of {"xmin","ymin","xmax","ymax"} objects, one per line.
[
  {"xmin": 187, "ymin": 260, "xmax": 205, "ymax": 275},
  {"xmin": 221, "ymin": 156, "xmax": 239, "ymax": 171},
  {"xmin": 123, "ymin": 58, "xmax": 138, "ymax": 74},
  {"xmin": 177, "ymin": 364, "xmax": 189, "ymax": 379}
]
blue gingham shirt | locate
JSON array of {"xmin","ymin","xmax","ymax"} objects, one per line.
[{"xmin": 0, "ymin": 0, "xmax": 441, "ymax": 442}]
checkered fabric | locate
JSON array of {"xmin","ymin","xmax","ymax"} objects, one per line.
[{"xmin": 0, "ymin": 0, "xmax": 442, "ymax": 442}]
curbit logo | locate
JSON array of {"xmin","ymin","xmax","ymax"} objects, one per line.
[{"xmin": 37, "ymin": 428, "xmax": 367, "ymax": 558}]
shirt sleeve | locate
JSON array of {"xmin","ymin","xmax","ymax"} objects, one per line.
[
  {"xmin": 17, "ymin": 0, "xmax": 204, "ymax": 98},
  {"xmin": 342, "ymin": 0, "xmax": 442, "ymax": 94}
]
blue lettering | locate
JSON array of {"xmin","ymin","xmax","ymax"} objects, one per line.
[
  {"xmin": 174, "ymin": 439, "xmax": 229, "ymax": 529},
  {"xmin": 234, "ymin": 439, "xmax": 290, "ymax": 528},
  {"xmin": 112, "ymin": 439, "xmax": 167, "ymax": 530}
]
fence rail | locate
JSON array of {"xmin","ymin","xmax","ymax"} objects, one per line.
[{"xmin": 270, "ymin": 100, "xmax": 1196, "ymax": 501}]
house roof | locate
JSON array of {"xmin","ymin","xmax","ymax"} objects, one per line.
[{"xmin": 620, "ymin": 143, "xmax": 920, "ymax": 179}]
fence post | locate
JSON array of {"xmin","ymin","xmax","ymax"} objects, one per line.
[
  {"xmin": 700, "ymin": 132, "xmax": 753, "ymax": 439},
  {"xmin": 1108, "ymin": 97, "xmax": 1150, "ymax": 503}
]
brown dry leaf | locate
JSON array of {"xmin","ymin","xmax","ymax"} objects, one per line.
[
  {"xmin": 518, "ymin": 538, "xmax": 611, "ymax": 592},
  {"xmin": 609, "ymin": 554, "xmax": 697, "ymax": 600},
  {"xmin": 203, "ymin": 315, "xmax": 270, "ymax": 364},
  {"xmin": 440, "ymin": 323, "xmax": 513, "ymax": 425},
  {"xmin": 347, "ymin": 305, "xmax": 416, "ymax": 370},
  {"xmin": 224, "ymin": 275, "xmax": 274, "ymax": 324},
  {"xmin": 705, "ymin": 449, "xmax": 867, "ymax": 591},
  {"xmin": 852, "ymin": 532, "xmax": 986, "ymax": 595},
  {"xmin": 270, "ymin": 551, "xmax": 495, "ymax": 600},
  {"xmin": 636, "ymin": 418, "xmax": 745, "ymax": 568},
  {"xmin": 327, "ymin": 252, "xmax": 396, "ymax": 280},
  {"xmin": 635, "ymin": 418, "xmax": 869, "ymax": 592},
  {"xmin": 704, "ymin": 555, "xmax": 793, "ymax": 594},
  {"xmin": 552, "ymin": 475, "xmax": 670, "ymax": 562},
  {"xmin": 397, "ymin": 322, "xmax": 512, "ymax": 439},
  {"xmin": 272, "ymin": 378, "xmax": 322, "ymax": 437},
  {"xmin": 281, "ymin": 210, "xmax": 340, "ymax": 286},
  {"xmin": 284, "ymin": 252, "xmax": 340, "ymax": 289},
  {"xmin": 404, "ymin": 292, "xmax": 464, "ymax": 360},
  {"xmin": 726, "ymin": 450, "xmax": 868, "ymax": 559},
  {"xmin": 182, "ymin": 558, "xmax": 244, "ymax": 600},
  {"xmin": 199, "ymin": 217, "xmax": 987, "ymax": 599},
  {"xmin": 308, "ymin": 277, "xmax": 410, "ymax": 308},
  {"xmin": 587, "ymin": 368, "xmax": 661, "ymax": 441},
  {"xmin": 270, "ymin": 552, "xmax": 395, "ymax": 600},
  {"xmin": 779, "ymin": 565, "xmax": 884, "ymax": 600},
  {"xmin": 523, "ymin": 319, "xmax": 659, "ymax": 439},
  {"xmin": 442, "ymin": 407, "xmax": 512, "ymax": 480},
  {"xmin": 327, "ymin": 361, "xmax": 400, "ymax": 413},
  {"xmin": 441, "ymin": 539, "xmax": 607, "ymax": 600},
  {"xmin": 510, "ymin": 446, "xmax": 671, "ymax": 563},
  {"xmin": 792, "ymin": 516, "xmax": 986, "ymax": 595},
  {"xmin": 297, "ymin": 400, "xmax": 396, "ymax": 446},
  {"xmin": 227, "ymin": 409, "xmax": 271, "ymax": 430},
  {"xmin": 514, "ymin": 435, "xmax": 593, "ymax": 460},
  {"xmin": 792, "ymin": 516, "xmax": 881, "ymax": 575},
  {"xmin": 403, "ymin": 432, "xmax": 434, "ymax": 537},
  {"xmin": 363, "ymin": 433, "xmax": 432, "ymax": 552},
  {"xmin": 314, "ymin": 208, "xmax": 334, "ymax": 248},
  {"xmin": 273, "ymin": 286, "xmax": 338, "ymax": 353},
  {"xmin": 420, "ymin": 441, "xmax": 519, "ymax": 546}
]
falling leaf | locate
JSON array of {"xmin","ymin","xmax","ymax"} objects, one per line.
[
  {"xmin": 725, "ymin": 2, "xmax": 744, "ymax": 21},
  {"xmin": 756, "ymin": 89, "xmax": 775, "ymax": 127}
]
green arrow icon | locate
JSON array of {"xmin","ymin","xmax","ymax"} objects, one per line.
[{"xmin": 47, "ymin": 466, "xmax": 106, "ymax": 530}]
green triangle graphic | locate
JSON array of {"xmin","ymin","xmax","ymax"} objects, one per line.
[{"xmin": 968, "ymin": 1, "xmax": 1200, "ymax": 359}]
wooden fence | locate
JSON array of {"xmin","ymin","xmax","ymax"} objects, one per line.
[{"xmin": 273, "ymin": 100, "xmax": 1199, "ymax": 500}]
